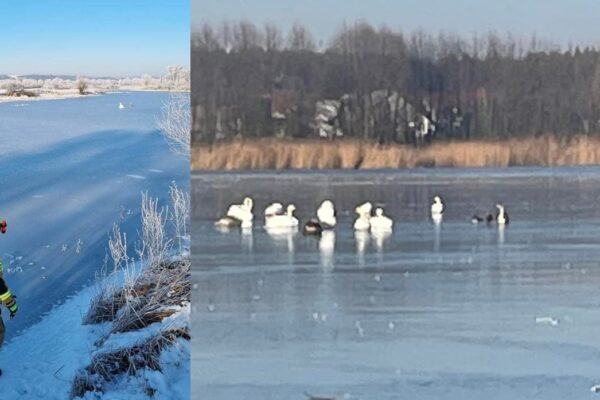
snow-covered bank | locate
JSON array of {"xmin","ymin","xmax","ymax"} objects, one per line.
[
  {"xmin": 0, "ymin": 265, "xmax": 190, "ymax": 400},
  {"xmin": 0, "ymin": 88, "xmax": 189, "ymax": 104},
  {"xmin": 0, "ymin": 65, "xmax": 190, "ymax": 104},
  {"xmin": 0, "ymin": 90, "xmax": 97, "ymax": 103}
]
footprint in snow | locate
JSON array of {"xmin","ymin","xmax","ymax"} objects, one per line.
[{"xmin": 75, "ymin": 239, "xmax": 83, "ymax": 254}]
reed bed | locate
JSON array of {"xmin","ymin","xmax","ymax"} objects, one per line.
[{"xmin": 191, "ymin": 135, "xmax": 600, "ymax": 170}]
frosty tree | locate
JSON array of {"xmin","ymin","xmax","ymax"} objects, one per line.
[{"xmin": 157, "ymin": 93, "xmax": 191, "ymax": 158}]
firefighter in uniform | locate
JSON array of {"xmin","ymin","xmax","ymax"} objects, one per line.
[{"xmin": 0, "ymin": 219, "xmax": 18, "ymax": 355}]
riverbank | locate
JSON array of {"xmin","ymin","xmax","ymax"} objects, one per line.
[
  {"xmin": 0, "ymin": 89, "xmax": 97, "ymax": 103},
  {"xmin": 0, "ymin": 87, "xmax": 189, "ymax": 104},
  {"xmin": 191, "ymin": 135, "xmax": 600, "ymax": 170},
  {"xmin": 0, "ymin": 257, "xmax": 190, "ymax": 400}
]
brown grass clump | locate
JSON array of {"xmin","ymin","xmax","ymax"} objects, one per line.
[
  {"xmin": 84, "ymin": 258, "xmax": 190, "ymax": 336},
  {"xmin": 83, "ymin": 288, "xmax": 127, "ymax": 325},
  {"xmin": 70, "ymin": 327, "xmax": 190, "ymax": 398},
  {"xmin": 191, "ymin": 135, "xmax": 600, "ymax": 170}
]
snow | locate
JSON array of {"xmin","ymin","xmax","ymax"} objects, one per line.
[
  {"xmin": 0, "ymin": 286, "xmax": 98, "ymax": 398},
  {"xmin": 0, "ymin": 284, "xmax": 189, "ymax": 399}
]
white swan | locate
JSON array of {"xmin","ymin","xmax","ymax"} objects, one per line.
[
  {"xmin": 354, "ymin": 202, "xmax": 372, "ymax": 231},
  {"xmin": 264, "ymin": 202, "xmax": 284, "ymax": 225},
  {"xmin": 215, "ymin": 197, "xmax": 254, "ymax": 228},
  {"xmin": 317, "ymin": 200, "xmax": 336, "ymax": 228},
  {"xmin": 118, "ymin": 102, "xmax": 125, "ymax": 109},
  {"xmin": 496, "ymin": 204, "xmax": 509, "ymax": 225},
  {"xmin": 431, "ymin": 195, "xmax": 444, "ymax": 223},
  {"xmin": 265, "ymin": 202, "xmax": 284, "ymax": 217},
  {"xmin": 370, "ymin": 208, "xmax": 393, "ymax": 231},
  {"xmin": 265, "ymin": 204, "xmax": 298, "ymax": 229}
]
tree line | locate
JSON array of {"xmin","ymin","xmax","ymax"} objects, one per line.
[{"xmin": 191, "ymin": 21, "xmax": 600, "ymax": 145}]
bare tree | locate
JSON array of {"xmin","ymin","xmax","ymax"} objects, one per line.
[
  {"xmin": 287, "ymin": 23, "xmax": 316, "ymax": 51},
  {"xmin": 76, "ymin": 78, "xmax": 88, "ymax": 95},
  {"xmin": 232, "ymin": 20, "xmax": 263, "ymax": 51},
  {"xmin": 264, "ymin": 23, "xmax": 283, "ymax": 52}
]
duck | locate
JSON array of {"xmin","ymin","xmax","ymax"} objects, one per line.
[
  {"xmin": 303, "ymin": 218, "xmax": 323, "ymax": 236},
  {"xmin": 496, "ymin": 204, "xmax": 509, "ymax": 225},
  {"xmin": 354, "ymin": 202, "xmax": 372, "ymax": 231},
  {"xmin": 215, "ymin": 197, "xmax": 254, "ymax": 229},
  {"xmin": 431, "ymin": 195, "xmax": 444, "ymax": 223},
  {"xmin": 265, "ymin": 204, "xmax": 299, "ymax": 229},
  {"xmin": 316, "ymin": 200, "xmax": 336, "ymax": 228},
  {"xmin": 370, "ymin": 208, "xmax": 393, "ymax": 231},
  {"xmin": 471, "ymin": 213, "xmax": 495, "ymax": 224}
]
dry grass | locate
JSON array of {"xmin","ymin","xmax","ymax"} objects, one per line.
[
  {"xmin": 84, "ymin": 259, "xmax": 191, "ymax": 335},
  {"xmin": 110, "ymin": 259, "xmax": 190, "ymax": 335},
  {"xmin": 191, "ymin": 135, "xmax": 600, "ymax": 170},
  {"xmin": 71, "ymin": 327, "xmax": 190, "ymax": 398}
]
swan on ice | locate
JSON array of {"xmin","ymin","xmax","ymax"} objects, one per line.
[
  {"xmin": 215, "ymin": 197, "xmax": 254, "ymax": 229},
  {"xmin": 431, "ymin": 195, "xmax": 444, "ymax": 223},
  {"xmin": 265, "ymin": 204, "xmax": 299, "ymax": 229},
  {"xmin": 354, "ymin": 202, "xmax": 372, "ymax": 231}
]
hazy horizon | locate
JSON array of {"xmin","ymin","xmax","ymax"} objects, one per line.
[{"xmin": 2, "ymin": 0, "xmax": 189, "ymax": 77}]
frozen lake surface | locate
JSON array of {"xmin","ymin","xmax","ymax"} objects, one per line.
[
  {"xmin": 0, "ymin": 92, "xmax": 188, "ymax": 340},
  {"xmin": 192, "ymin": 168, "xmax": 600, "ymax": 400}
]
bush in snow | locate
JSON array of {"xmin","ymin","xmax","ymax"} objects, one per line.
[
  {"xmin": 84, "ymin": 182, "xmax": 190, "ymax": 334},
  {"xmin": 70, "ymin": 327, "xmax": 190, "ymax": 398}
]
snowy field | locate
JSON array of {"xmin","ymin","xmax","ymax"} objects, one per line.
[
  {"xmin": 0, "ymin": 92, "xmax": 189, "ymax": 398},
  {"xmin": 192, "ymin": 168, "xmax": 600, "ymax": 400}
]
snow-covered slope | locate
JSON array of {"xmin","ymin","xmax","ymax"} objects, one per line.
[{"xmin": 0, "ymin": 283, "xmax": 189, "ymax": 399}]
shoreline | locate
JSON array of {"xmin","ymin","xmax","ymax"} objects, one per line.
[
  {"xmin": 0, "ymin": 87, "xmax": 190, "ymax": 104},
  {"xmin": 191, "ymin": 136, "xmax": 600, "ymax": 170}
]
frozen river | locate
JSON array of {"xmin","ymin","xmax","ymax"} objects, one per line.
[
  {"xmin": 0, "ymin": 92, "xmax": 188, "ymax": 340},
  {"xmin": 192, "ymin": 168, "xmax": 600, "ymax": 400}
]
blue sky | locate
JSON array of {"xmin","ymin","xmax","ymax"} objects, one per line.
[
  {"xmin": 1, "ymin": 0, "xmax": 189, "ymax": 77},
  {"xmin": 193, "ymin": 0, "xmax": 600, "ymax": 48}
]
